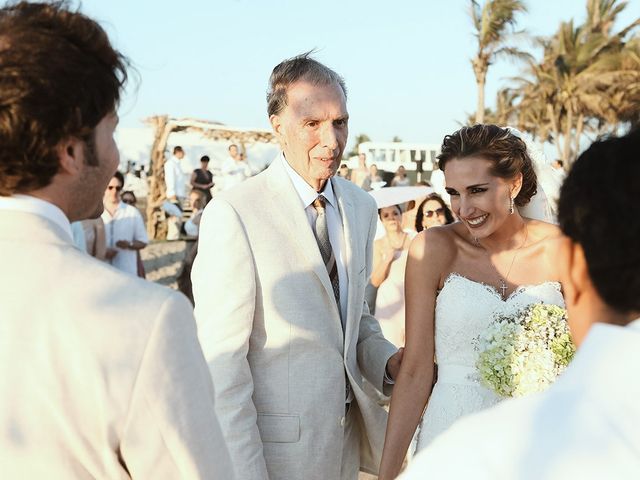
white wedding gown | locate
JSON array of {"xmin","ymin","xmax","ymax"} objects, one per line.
[{"xmin": 415, "ymin": 272, "xmax": 565, "ymax": 451}]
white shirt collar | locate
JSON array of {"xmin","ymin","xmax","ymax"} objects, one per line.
[
  {"xmin": 280, "ymin": 153, "xmax": 337, "ymax": 209},
  {"xmin": 0, "ymin": 194, "xmax": 72, "ymax": 239}
]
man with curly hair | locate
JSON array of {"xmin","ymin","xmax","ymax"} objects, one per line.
[{"xmin": 0, "ymin": 2, "xmax": 232, "ymax": 478}]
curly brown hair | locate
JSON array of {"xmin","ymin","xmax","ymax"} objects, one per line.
[
  {"xmin": 437, "ymin": 124, "xmax": 538, "ymax": 207},
  {"xmin": 0, "ymin": 1, "xmax": 128, "ymax": 195}
]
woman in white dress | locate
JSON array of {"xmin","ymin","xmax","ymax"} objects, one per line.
[
  {"xmin": 378, "ymin": 125, "xmax": 565, "ymax": 479},
  {"xmin": 372, "ymin": 205, "xmax": 415, "ymax": 347}
]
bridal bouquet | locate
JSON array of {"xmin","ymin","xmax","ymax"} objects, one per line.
[{"xmin": 476, "ymin": 304, "xmax": 575, "ymax": 398}]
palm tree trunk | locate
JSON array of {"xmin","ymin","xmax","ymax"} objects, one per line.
[
  {"xmin": 546, "ymin": 104, "xmax": 563, "ymax": 160},
  {"xmin": 573, "ymin": 113, "xmax": 584, "ymax": 164},
  {"xmin": 562, "ymin": 106, "xmax": 574, "ymax": 163},
  {"xmin": 476, "ymin": 76, "xmax": 486, "ymax": 124}
]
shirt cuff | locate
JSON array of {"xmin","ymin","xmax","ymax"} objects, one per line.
[{"xmin": 383, "ymin": 366, "xmax": 396, "ymax": 385}]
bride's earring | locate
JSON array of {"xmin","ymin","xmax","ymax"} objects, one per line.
[{"xmin": 509, "ymin": 196, "xmax": 515, "ymax": 215}]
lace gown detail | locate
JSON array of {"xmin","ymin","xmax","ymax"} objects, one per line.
[{"xmin": 415, "ymin": 273, "xmax": 565, "ymax": 451}]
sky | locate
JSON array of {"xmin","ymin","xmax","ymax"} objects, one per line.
[{"xmin": 81, "ymin": 0, "xmax": 638, "ymax": 149}]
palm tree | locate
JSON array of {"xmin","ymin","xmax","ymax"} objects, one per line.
[
  {"xmin": 469, "ymin": 0, "xmax": 530, "ymax": 123},
  {"xmin": 502, "ymin": 0, "xmax": 639, "ymax": 164}
]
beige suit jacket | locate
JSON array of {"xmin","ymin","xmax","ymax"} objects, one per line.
[
  {"xmin": 0, "ymin": 210, "xmax": 233, "ymax": 479},
  {"xmin": 192, "ymin": 158, "xmax": 398, "ymax": 480}
]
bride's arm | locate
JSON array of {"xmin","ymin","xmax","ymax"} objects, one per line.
[{"xmin": 378, "ymin": 229, "xmax": 452, "ymax": 479}]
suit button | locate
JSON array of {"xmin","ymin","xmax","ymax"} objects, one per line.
[{"xmin": 340, "ymin": 416, "xmax": 345, "ymax": 427}]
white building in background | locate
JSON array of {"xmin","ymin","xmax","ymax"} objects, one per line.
[{"xmin": 353, "ymin": 141, "xmax": 441, "ymax": 177}]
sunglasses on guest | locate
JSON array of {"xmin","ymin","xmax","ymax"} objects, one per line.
[
  {"xmin": 107, "ymin": 185, "xmax": 123, "ymax": 191},
  {"xmin": 424, "ymin": 208, "xmax": 444, "ymax": 218}
]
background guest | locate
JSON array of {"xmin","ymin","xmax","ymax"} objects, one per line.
[
  {"xmin": 414, "ymin": 193, "xmax": 455, "ymax": 232},
  {"xmin": 191, "ymin": 155, "xmax": 214, "ymax": 203},
  {"xmin": 391, "ymin": 166, "xmax": 411, "ymax": 187},
  {"xmin": 102, "ymin": 171, "xmax": 148, "ymax": 276},
  {"xmin": 371, "ymin": 204, "xmax": 414, "ymax": 347}
]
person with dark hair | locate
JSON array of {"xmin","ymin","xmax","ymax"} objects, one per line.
[
  {"xmin": 102, "ymin": 171, "xmax": 148, "ymax": 276},
  {"xmin": 372, "ymin": 205, "xmax": 415, "ymax": 347},
  {"xmin": 164, "ymin": 145, "xmax": 186, "ymax": 240},
  {"xmin": 0, "ymin": 2, "xmax": 232, "ymax": 477},
  {"xmin": 193, "ymin": 51, "xmax": 401, "ymax": 480},
  {"xmin": 379, "ymin": 124, "xmax": 565, "ymax": 478},
  {"xmin": 191, "ymin": 154, "xmax": 214, "ymax": 203},
  {"xmin": 400, "ymin": 129, "xmax": 640, "ymax": 479},
  {"xmin": 414, "ymin": 193, "xmax": 455, "ymax": 232}
]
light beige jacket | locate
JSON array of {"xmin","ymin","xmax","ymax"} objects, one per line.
[
  {"xmin": 0, "ymin": 210, "xmax": 233, "ymax": 479},
  {"xmin": 192, "ymin": 158, "xmax": 397, "ymax": 480}
]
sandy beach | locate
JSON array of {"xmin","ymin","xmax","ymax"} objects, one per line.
[{"xmin": 141, "ymin": 239, "xmax": 193, "ymax": 289}]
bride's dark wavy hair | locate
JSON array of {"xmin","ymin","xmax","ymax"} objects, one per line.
[{"xmin": 436, "ymin": 124, "xmax": 538, "ymax": 207}]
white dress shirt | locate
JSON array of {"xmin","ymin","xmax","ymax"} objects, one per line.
[
  {"xmin": 164, "ymin": 155, "xmax": 186, "ymax": 199},
  {"xmin": 0, "ymin": 194, "xmax": 72, "ymax": 241},
  {"xmin": 101, "ymin": 202, "xmax": 148, "ymax": 275},
  {"xmin": 281, "ymin": 154, "xmax": 349, "ymax": 321}
]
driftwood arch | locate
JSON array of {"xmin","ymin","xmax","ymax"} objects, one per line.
[{"xmin": 145, "ymin": 115, "xmax": 277, "ymax": 239}]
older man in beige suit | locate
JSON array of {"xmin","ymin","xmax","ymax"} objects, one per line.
[
  {"xmin": 0, "ymin": 3, "xmax": 232, "ymax": 478},
  {"xmin": 192, "ymin": 53, "xmax": 402, "ymax": 480}
]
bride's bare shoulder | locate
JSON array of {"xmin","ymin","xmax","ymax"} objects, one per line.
[
  {"xmin": 409, "ymin": 223, "xmax": 465, "ymax": 264},
  {"xmin": 525, "ymin": 219, "xmax": 562, "ymax": 244}
]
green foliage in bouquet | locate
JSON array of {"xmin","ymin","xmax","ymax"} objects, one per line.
[{"xmin": 476, "ymin": 303, "xmax": 576, "ymax": 398}]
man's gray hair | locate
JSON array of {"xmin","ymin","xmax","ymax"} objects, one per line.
[{"xmin": 266, "ymin": 51, "xmax": 347, "ymax": 117}]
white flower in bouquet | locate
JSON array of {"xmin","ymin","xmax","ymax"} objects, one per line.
[{"xmin": 476, "ymin": 304, "xmax": 575, "ymax": 398}]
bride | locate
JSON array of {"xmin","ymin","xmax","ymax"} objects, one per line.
[{"xmin": 378, "ymin": 124, "xmax": 565, "ymax": 479}]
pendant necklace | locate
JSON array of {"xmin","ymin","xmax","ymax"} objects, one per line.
[{"xmin": 474, "ymin": 225, "xmax": 529, "ymax": 300}]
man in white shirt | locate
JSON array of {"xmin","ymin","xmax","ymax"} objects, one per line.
[
  {"xmin": 221, "ymin": 143, "xmax": 253, "ymax": 190},
  {"xmin": 164, "ymin": 145, "xmax": 187, "ymax": 239},
  {"xmin": 401, "ymin": 129, "xmax": 640, "ymax": 480},
  {"xmin": 102, "ymin": 171, "xmax": 148, "ymax": 276},
  {"xmin": 192, "ymin": 53, "xmax": 403, "ymax": 480},
  {"xmin": 0, "ymin": 3, "xmax": 232, "ymax": 478}
]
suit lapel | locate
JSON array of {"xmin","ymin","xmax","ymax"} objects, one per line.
[
  {"xmin": 264, "ymin": 159, "xmax": 342, "ymax": 327},
  {"xmin": 333, "ymin": 179, "xmax": 360, "ymax": 347}
]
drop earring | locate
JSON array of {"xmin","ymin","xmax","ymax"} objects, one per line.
[{"xmin": 509, "ymin": 196, "xmax": 515, "ymax": 215}]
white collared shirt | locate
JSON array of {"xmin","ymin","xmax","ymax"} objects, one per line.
[
  {"xmin": 101, "ymin": 201, "xmax": 148, "ymax": 276},
  {"xmin": 0, "ymin": 194, "xmax": 73, "ymax": 241},
  {"xmin": 164, "ymin": 155, "xmax": 186, "ymax": 199},
  {"xmin": 281, "ymin": 154, "xmax": 348, "ymax": 320}
]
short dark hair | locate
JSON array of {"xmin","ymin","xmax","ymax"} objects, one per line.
[
  {"xmin": 415, "ymin": 194, "xmax": 455, "ymax": 232},
  {"xmin": 378, "ymin": 204, "xmax": 403, "ymax": 218},
  {"xmin": 113, "ymin": 170, "xmax": 124, "ymax": 188},
  {"xmin": 200, "ymin": 155, "xmax": 210, "ymax": 163},
  {"xmin": 266, "ymin": 51, "xmax": 346, "ymax": 117},
  {"xmin": 0, "ymin": 1, "xmax": 128, "ymax": 195},
  {"xmin": 558, "ymin": 129, "xmax": 640, "ymax": 314},
  {"xmin": 173, "ymin": 146, "xmax": 183, "ymax": 154},
  {"xmin": 437, "ymin": 124, "xmax": 538, "ymax": 207}
]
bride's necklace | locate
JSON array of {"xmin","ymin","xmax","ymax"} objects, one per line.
[
  {"xmin": 474, "ymin": 225, "xmax": 529, "ymax": 299},
  {"xmin": 388, "ymin": 232, "xmax": 407, "ymax": 250}
]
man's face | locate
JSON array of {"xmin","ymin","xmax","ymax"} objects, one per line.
[
  {"xmin": 229, "ymin": 145, "xmax": 238, "ymax": 158},
  {"xmin": 104, "ymin": 175, "xmax": 123, "ymax": 204},
  {"xmin": 270, "ymin": 80, "xmax": 348, "ymax": 191},
  {"xmin": 175, "ymin": 150, "xmax": 184, "ymax": 160},
  {"xmin": 76, "ymin": 112, "xmax": 120, "ymax": 219}
]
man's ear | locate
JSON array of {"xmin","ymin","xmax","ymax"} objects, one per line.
[
  {"xmin": 566, "ymin": 240, "xmax": 591, "ymax": 307},
  {"xmin": 269, "ymin": 114, "xmax": 285, "ymax": 145},
  {"xmin": 55, "ymin": 137, "xmax": 84, "ymax": 176}
]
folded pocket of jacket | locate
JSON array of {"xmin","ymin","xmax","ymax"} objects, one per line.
[{"xmin": 256, "ymin": 413, "xmax": 301, "ymax": 443}]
